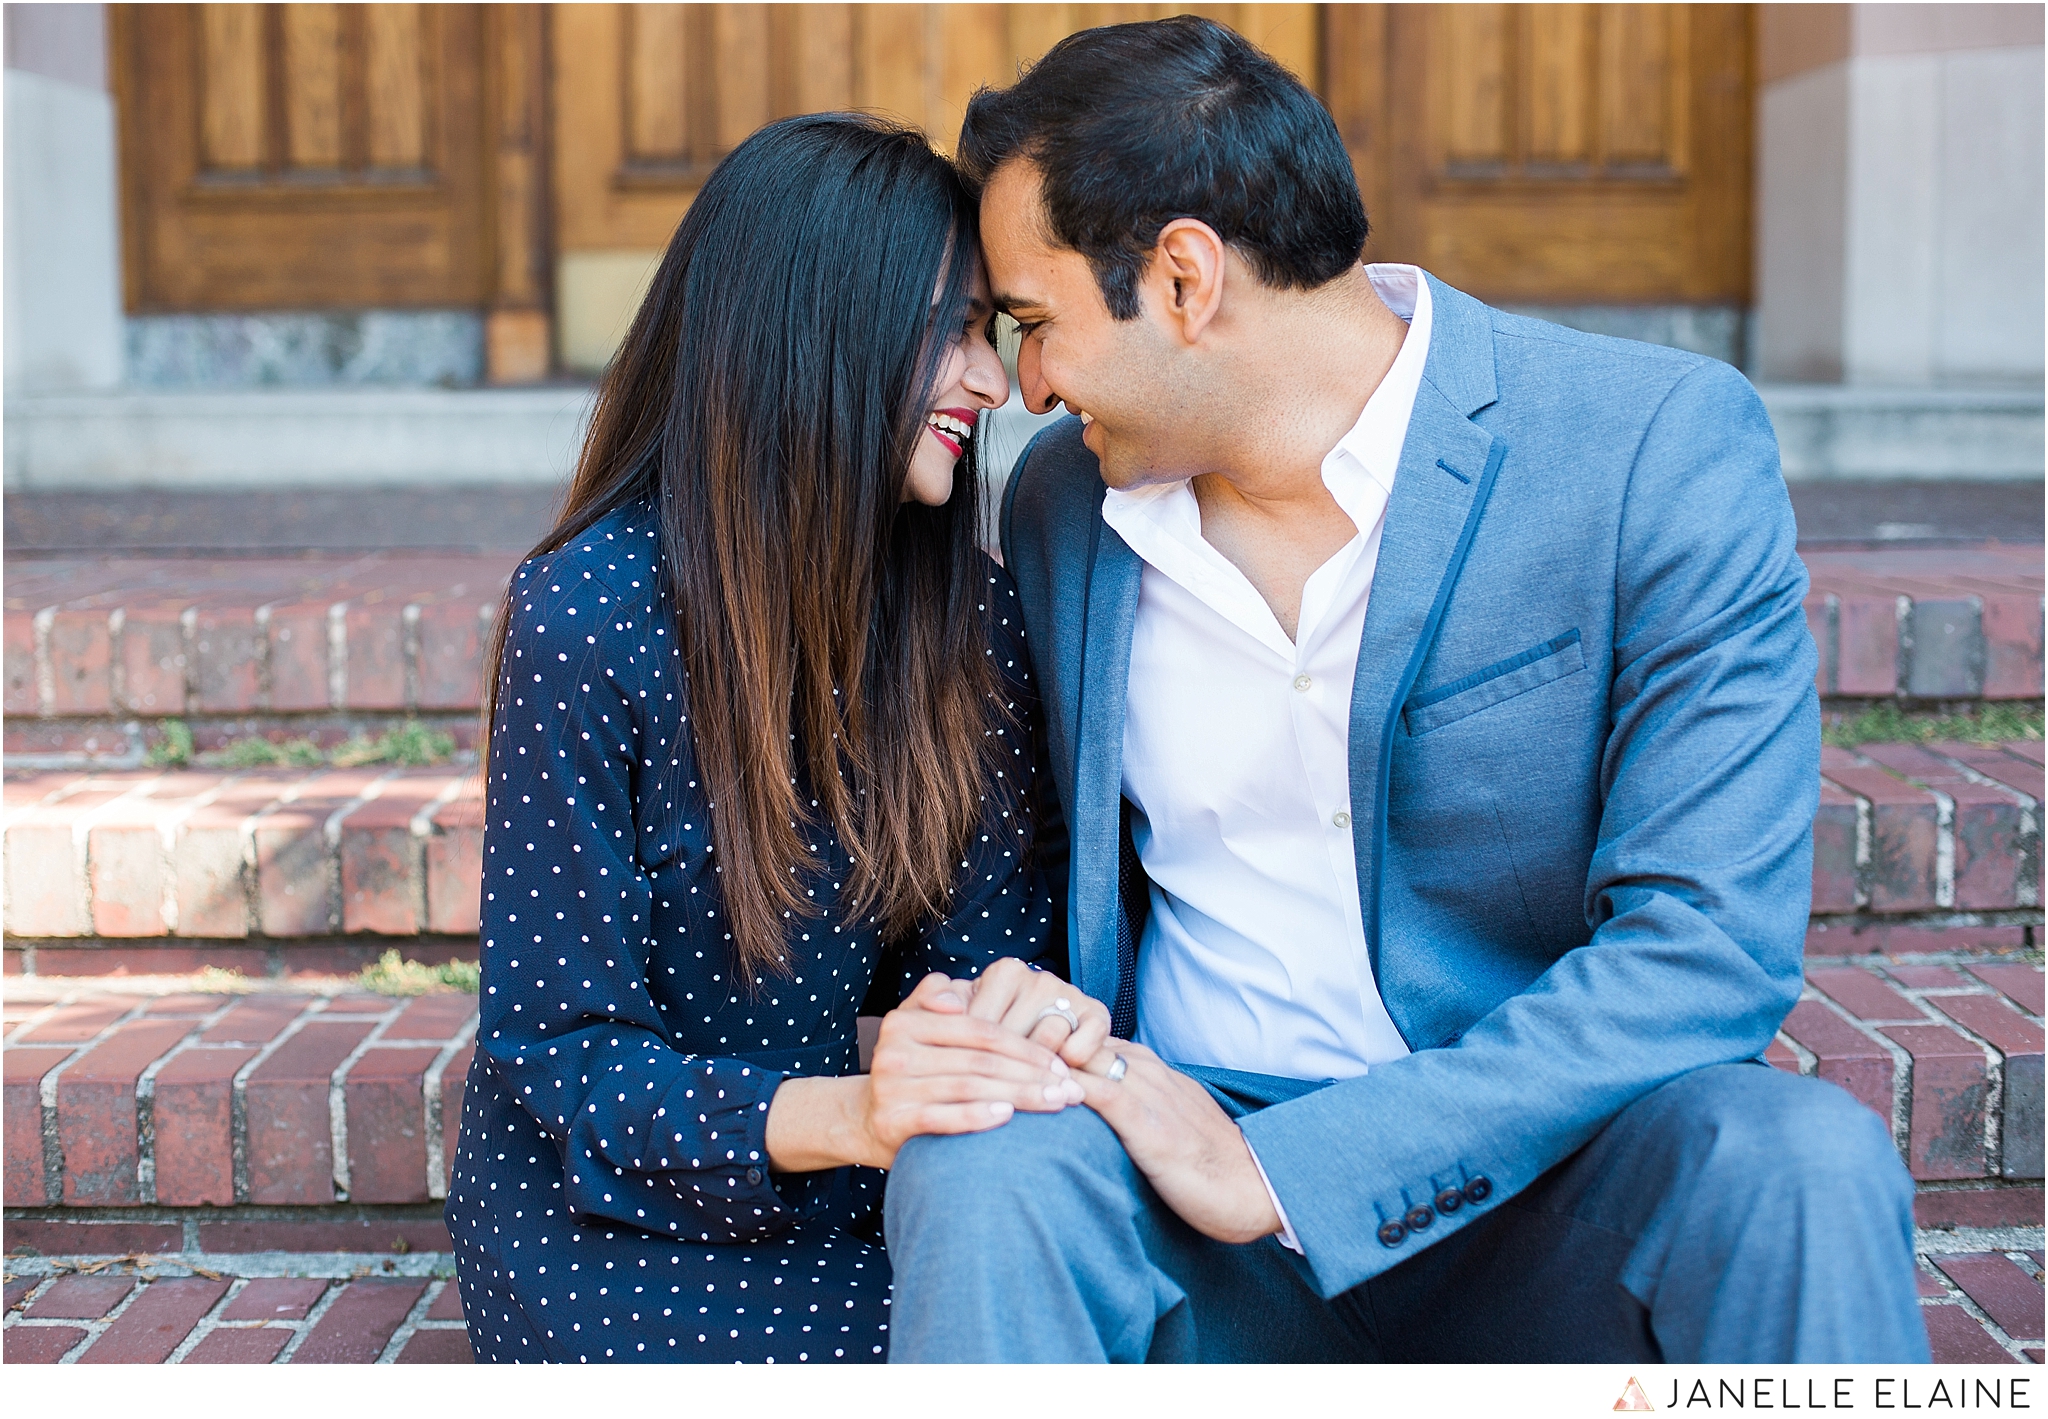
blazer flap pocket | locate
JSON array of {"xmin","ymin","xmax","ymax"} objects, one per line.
[{"xmin": 1403, "ymin": 630, "xmax": 1586, "ymax": 737}]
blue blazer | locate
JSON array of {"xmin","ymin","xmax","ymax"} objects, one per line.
[{"xmin": 999, "ymin": 274, "xmax": 1819, "ymax": 1299}]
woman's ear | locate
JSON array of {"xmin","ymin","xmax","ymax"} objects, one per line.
[{"xmin": 1145, "ymin": 218, "xmax": 1228, "ymax": 346}]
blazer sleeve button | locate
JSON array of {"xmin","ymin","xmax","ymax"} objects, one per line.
[
  {"xmin": 1463, "ymin": 1175, "xmax": 1493, "ymax": 1204},
  {"xmin": 1434, "ymin": 1187, "xmax": 1464, "ymax": 1214},
  {"xmin": 1376, "ymin": 1219, "xmax": 1408, "ymax": 1247},
  {"xmin": 1404, "ymin": 1205, "xmax": 1435, "ymax": 1232}
]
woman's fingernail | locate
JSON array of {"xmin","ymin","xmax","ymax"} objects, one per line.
[
  {"xmin": 1043, "ymin": 1083, "xmax": 1067, "ymax": 1104},
  {"xmin": 989, "ymin": 1101, "xmax": 1013, "ymax": 1119},
  {"xmin": 1048, "ymin": 1057, "xmax": 1070, "ymax": 1076}
]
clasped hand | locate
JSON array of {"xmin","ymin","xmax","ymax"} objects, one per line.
[{"xmin": 874, "ymin": 959, "xmax": 1282, "ymax": 1245}]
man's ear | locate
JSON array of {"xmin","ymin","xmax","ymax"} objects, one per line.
[{"xmin": 1145, "ymin": 219, "xmax": 1228, "ymax": 346}]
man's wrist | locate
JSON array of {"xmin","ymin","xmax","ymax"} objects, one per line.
[{"xmin": 1241, "ymin": 1132, "xmax": 1303, "ymax": 1254}]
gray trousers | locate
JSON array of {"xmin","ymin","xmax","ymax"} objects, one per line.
[{"xmin": 883, "ymin": 1061, "xmax": 1930, "ymax": 1362}]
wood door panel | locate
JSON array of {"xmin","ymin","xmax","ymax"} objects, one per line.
[
  {"xmin": 552, "ymin": 3, "xmax": 1319, "ymax": 255},
  {"xmin": 114, "ymin": 3, "xmax": 489, "ymax": 311},
  {"xmin": 1330, "ymin": 3, "xmax": 1749, "ymax": 306}
]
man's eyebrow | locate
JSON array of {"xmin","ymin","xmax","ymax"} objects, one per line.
[{"xmin": 993, "ymin": 292, "xmax": 1045, "ymax": 315}]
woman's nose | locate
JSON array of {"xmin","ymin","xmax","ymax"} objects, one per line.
[{"xmin": 964, "ymin": 341, "xmax": 1008, "ymax": 408}]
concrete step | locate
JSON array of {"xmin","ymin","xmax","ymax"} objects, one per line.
[
  {"xmin": 3, "ymin": 544, "xmax": 2039, "ymax": 769},
  {"xmin": 4, "ymin": 381, "xmax": 2040, "ymax": 490}
]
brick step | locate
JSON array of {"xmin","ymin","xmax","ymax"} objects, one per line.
[
  {"xmin": 5, "ymin": 1247, "xmax": 2038, "ymax": 1363},
  {"xmin": 1, "ymin": 743, "xmax": 2038, "ymax": 957},
  {"xmin": 2, "ymin": 553, "xmax": 513, "ymax": 736},
  {"xmin": 2, "ymin": 957, "xmax": 2038, "ymax": 1222},
  {"xmin": 3, "ymin": 1265, "xmax": 470, "ymax": 1364},
  {"xmin": 1, "ymin": 971, "xmax": 2039, "ymax": 1364},
  {"xmin": 4, "ymin": 990, "xmax": 475, "ymax": 1209},
  {"xmin": 3, "ymin": 546, "xmax": 2039, "ymax": 767},
  {"xmin": 1801, "ymin": 544, "xmax": 2043, "ymax": 701}
]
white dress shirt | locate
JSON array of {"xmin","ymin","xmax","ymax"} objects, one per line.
[{"xmin": 1103, "ymin": 264, "xmax": 1433, "ymax": 1083}]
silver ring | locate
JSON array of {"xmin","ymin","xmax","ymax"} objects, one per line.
[
  {"xmin": 1105, "ymin": 1054, "xmax": 1129, "ymax": 1083},
  {"xmin": 1034, "ymin": 1002, "xmax": 1080, "ymax": 1032}
]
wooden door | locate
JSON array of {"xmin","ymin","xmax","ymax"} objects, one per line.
[
  {"xmin": 113, "ymin": 4, "xmax": 490, "ymax": 310},
  {"xmin": 1325, "ymin": 4, "xmax": 1752, "ymax": 306},
  {"xmin": 548, "ymin": 4, "xmax": 1318, "ymax": 369}
]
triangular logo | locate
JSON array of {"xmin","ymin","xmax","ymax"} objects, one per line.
[{"xmin": 1614, "ymin": 1377, "xmax": 1655, "ymax": 1412}]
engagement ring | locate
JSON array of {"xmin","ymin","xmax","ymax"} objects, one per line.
[{"xmin": 1035, "ymin": 998, "xmax": 1080, "ymax": 1032}]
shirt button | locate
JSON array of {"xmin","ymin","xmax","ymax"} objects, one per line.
[
  {"xmin": 1332, "ymin": 811, "xmax": 1351, "ymax": 829},
  {"xmin": 745, "ymin": 1167, "xmax": 763, "ymax": 1186},
  {"xmin": 1293, "ymin": 674, "xmax": 1313, "ymax": 692}
]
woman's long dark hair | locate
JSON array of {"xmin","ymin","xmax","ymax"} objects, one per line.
[{"xmin": 482, "ymin": 114, "xmax": 1002, "ymax": 982}]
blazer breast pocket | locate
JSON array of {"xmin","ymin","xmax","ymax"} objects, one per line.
[{"xmin": 1402, "ymin": 629, "xmax": 1587, "ymax": 737}]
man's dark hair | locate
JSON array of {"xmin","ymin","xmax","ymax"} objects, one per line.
[{"xmin": 957, "ymin": 15, "xmax": 1369, "ymax": 319}]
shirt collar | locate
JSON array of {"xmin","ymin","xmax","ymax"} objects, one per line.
[{"xmin": 1319, "ymin": 264, "xmax": 1432, "ymax": 532}]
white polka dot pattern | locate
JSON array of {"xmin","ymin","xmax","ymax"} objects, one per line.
[{"xmin": 444, "ymin": 500, "xmax": 1059, "ymax": 1362}]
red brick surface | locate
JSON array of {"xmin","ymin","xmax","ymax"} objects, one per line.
[
  {"xmin": 1820, "ymin": 751, "xmax": 1941, "ymax": 912},
  {"xmin": 1969, "ymin": 964, "xmax": 2047, "ymax": 1017},
  {"xmin": 441, "ymin": 1041, "xmax": 475, "ymax": 1189},
  {"xmin": 14, "ymin": 997, "xmax": 142, "ymax": 1043},
  {"xmin": 46, "ymin": 609, "xmax": 113, "ymax": 715},
  {"xmin": 290, "ymin": 1279, "xmax": 427, "ymax": 1363},
  {"xmin": 183, "ymin": 1326, "xmax": 292, "ymax": 1364},
  {"xmin": 221, "ymin": 1278, "xmax": 330, "ymax": 1322},
  {"xmin": 1923, "ymin": 1304, "xmax": 2021, "ymax": 1363},
  {"xmin": 253, "ymin": 771, "xmax": 389, "ymax": 938},
  {"xmin": 5, "ymin": 1045, "xmax": 69, "ymax": 1205},
  {"xmin": 3, "ymin": 1325, "xmax": 88, "ymax": 1363},
  {"xmin": 58, "ymin": 1018, "xmax": 192, "ymax": 1203},
  {"xmin": 117, "ymin": 604, "xmax": 188, "ymax": 715},
  {"xmin": 1811, "ymin": 780, "xmax": 1861, "ymax": 912},
  {"xmin": 76, "ymin": 1276, "xmax": 229, "ymax": 1363},
  {"xmin": 25, "ymin": 1274, "xmax": 135, "ymax": 1319},
  {"xmin": 1935, "ymin": 1254, "xmax": 2045, "ymax": 1342},
  {"xmin": 1779, "ymin": 1001, "xmax": 1895, "ymax": 1122},
  {"xmin": 344, "ymin": 605, "xmax": 409, "ymax": 711},
  {"xmin": 264, "ymin": 602, "xmax": 333, "ymax": 712},
  {"xmin": 425, "ymin": 1283, "xmax": 465, "ymax": 1321},
  {"xmin": 1806, "ymin": 967, "xmax": 1921, "ymax": 1022},
  {"xmin": 5, "ymin": 607, "xmax": 40, "ymax": 715},
  {"xmin": 414, "ymin": 600, "xmax": 491, "ymax": 710},
  {"xmin": 194, "ymin": 1216, "xmax": 454, "ymax": 1254},
  {"xmin": 190, "ymin": 607, "xmax": 263, "ymax": 714},
  {"xmin": 150, "ymin": 1045, "xmax": 256, "ymax": 1206},
  {"xmin": 425, "ymin": 781, "xmax": 484, "ymax": 934},
  {"xmin": 1, "ymin": 1218, "xmax": 184, "ymax": 1253},
  {"xmin": 244, "ymin": 1017, "xmax": 377, "ymax": 1203},
  {"xmin": 1930, "ymin": 994, "xmax": 2045, "ymax": 1058},
  {"xmin": 339, "ymin": 773, "xmax": 447, "ymax": 935},
  {"xmin": 395, "ymin": 1329, "xmax": 474, "ymax": 1363},
  {"xmin": 1883, "ymin": 1024, "xmax": 1990, "ymax": 1179},
  {"xmin": 345, "ymin": 1045, "xmax": 442, "ymax": 1202}
]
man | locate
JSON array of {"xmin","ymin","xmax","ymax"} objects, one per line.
[{"xmin": 883, "ymin": 17, "xmax": 1927, "ymax": 1362}]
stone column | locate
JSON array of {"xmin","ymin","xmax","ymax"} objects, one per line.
[
  {"xmin": 3, "ymin": 3, "xmax": 123, "ymax": 392},
  {"xmin": 1755, "ymin": 4, "xmax": 2045, "ymax": 385}
]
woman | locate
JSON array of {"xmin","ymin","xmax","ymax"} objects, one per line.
[{"xmin": 445, "ymin": 115, "xmax": 1103, "ymax": 1363}]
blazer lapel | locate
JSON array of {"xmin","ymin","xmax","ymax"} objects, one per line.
[
  {"xmin": 1069, "ymin": 516, "xmax": 1143, "ymax": 1007},
  {"xmin": 1348, "ymin": 278, "xmax": 1507, "ymax": 982}
]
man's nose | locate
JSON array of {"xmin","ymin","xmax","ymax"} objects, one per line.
[{"xmin": 1017, "ymin": 343, "xmax": 1060, "ymax": 417}]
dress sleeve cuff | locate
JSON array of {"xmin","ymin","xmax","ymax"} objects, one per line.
[{"xmin": 1243, "ymin": 1133, "xmax": 1303, "ymax": 1255}]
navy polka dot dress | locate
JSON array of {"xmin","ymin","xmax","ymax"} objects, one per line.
[{"xmin": 446, "ymin": 501, "xmax": 1060, "ymax": 1363}]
